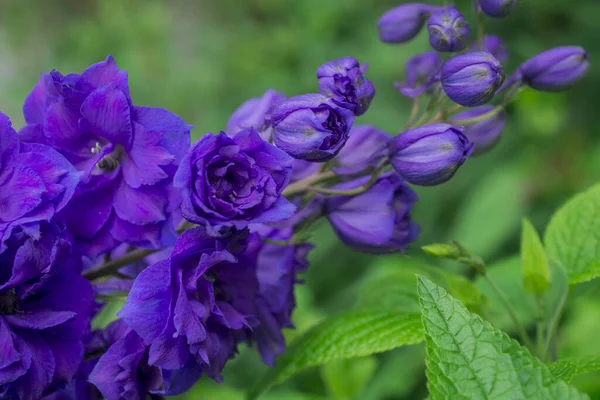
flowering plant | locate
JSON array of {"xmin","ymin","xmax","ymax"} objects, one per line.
[{"xmin": 0, "ymin": 1, "xmax": 595, "ymax": 399}]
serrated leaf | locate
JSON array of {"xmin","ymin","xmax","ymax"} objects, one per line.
[
  {"xmin": 521, "ymin": 218, "xmax": 551, "ymax": 294},
  {"xmin": 544, "ymin": 183, "xmax": 600, "ymax": 284},
  {"xmin": 417, "ymin": 276, "xmax": 588, "ymax": 400},
  {"xmin": 550, "ymin": 357, "xmax": 600, "ymax": 383},
  {"xmin": 248, "ymin": 311, "xmax": 423, "ymax": 400}
]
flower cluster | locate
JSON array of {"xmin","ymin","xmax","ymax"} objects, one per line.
[{"xmin": 0, "ymin": 0, "xmax": 590, "ymax": 398}]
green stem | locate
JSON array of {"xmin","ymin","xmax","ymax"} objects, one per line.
[
  {"xmin": 403, "ymin": 97, "xmax": 421, "ymax": 130},
  {"xmin": 535, "ymin": 296, "xmax": 546, "ymax": 360},
  {"xmin": 482, "ymin": 273, "xmax": 536, "ymax": 350},
  {"xmin": 452, "ymin": 106, "xmax": 504, "ymax": 125},
  {"xmin": 543, "ymin": 286, "xmax": 570, "ymax": 361},
  {"xmin": 309, "ymin": 165, "xmax": 386, "ymax": 196},
  {"xmin": 282, "ymin": 171, "xmax": 336, "ymax": 198},
  {"xmin": 477, "ymin": 11, "xmax": 485, "ymax": 51}
]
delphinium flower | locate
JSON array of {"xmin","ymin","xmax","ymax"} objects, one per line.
[
  {"xmin": 226, "ymin": 89, "xmax": 286, "ymax": 140},
  {"xmin": 441, "ymin": 51, "xmax": 505, "ymax": 107},
  {"xmin": 469, "ymin": 35, "xmax": 508, "ymax": 63},
  {"xmin": 452, "ymin": 106, "xmax": 506, "ymax": 156},
  {"xmin": 0, "ymin": 222, "xmax": 95, "ymax": 400},
  {"xmin": 316, "ymin": 57, "xmax": 375, "ymax": 116},
  {"xmin": 0, "ymin": 112, "xmax": 79, "ymax": 250},
  {"xmin": 377, "ymin": 3, "xmax": 445, "ymax": 44},
  {"xmin": 518, "ymin": 46, "xmax": 589, "ymax": 92},
  {"xmin": 427, "ymin": 7, "xmax": 470, "ymax": 52},
  {"xmin": 174, "ymin": 127, "xmax": 295, "ymax": 230},
  {"xmin": 478, "ymin": 0, "xmax": 518, "ymax": 18},
  {"xmin": 394, "ymin": 52, "xmax": 442, "ymax": 98},
  {"xmin": 389, "ymin": 123, "xmax": 473, "ymax": 186},
  {"xmin": 332, "ymin": 125, "xmax": 390, "ymax": 175},
  {"xmin": 19, "ymin": 55, "xmax": 192, "ymax": 258},
  {"xmin": 271, "ymin": 94, "xmax": 355, "ymax": 162},
  {"xmin": 325, "ymin": 172, "xmax": 420, "ymax": 253}
]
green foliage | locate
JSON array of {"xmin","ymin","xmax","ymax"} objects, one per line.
[
  {"xmin": 249, "ymin": 311, "xmax": 423, "ymax": 399},
  {"xmin": 417, "ymin": 276, "xmax": 587, "ymax": 400},
  {"xmin": 550, "ymin": 358, "xmax": 600, "ymax": 383},
  {"xmin": 421, "ymin": 243, "xmax": 461, "ymax": 259},
  {"xmin": 320, "ymin": 356, "xmax": 378, "ymax": 399},
  {"xmin": 545, "ymin": 183, "xmax": 600, "ymax": 284},
  {"xmin": 521, "ymin": 218, "xmax": 551, "ymax": 295}
]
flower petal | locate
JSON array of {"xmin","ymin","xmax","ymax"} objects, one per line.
[
  {"xmin": 80, "ymin": 85, "xmax": 132, "ymax": 147},
  {"xmin": 113, "ymin": 180, "xmax": 166, "ymax": 225}
]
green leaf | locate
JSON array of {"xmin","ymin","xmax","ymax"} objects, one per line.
[
  {"xmin": 550, "ymin": 357, "xmax": 600, "ymax": 383},
  {"xmin": 417, "ymin": 276, "xmax": 588, "ymax": 400},
  {"xmin": 545, "ymin": 183, "xmax": 600, "ymax": 284},
  {"xmin": 248, "ymin": 310, "xmax": 423, "ymax": 400},
  {"xmin": 448, "ymin": 166, "xmax": 526, "ymax": 260},
  {"xmin": 321, "ymin": 356, "xmax": 378, "ymax": 399},
  {"xmin": 521, "ymin": 218, "xmax": 551, "ymax": 294}
]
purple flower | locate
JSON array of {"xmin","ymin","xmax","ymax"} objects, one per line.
[
  {"xmin": 89, "ymin": 320, "xmax": 201, "ymax": 400},
  {"xmin": 271, "ymin": 94, "xmax": 355, "ymax": 162},
  {"xmin": 290, "ymin": 159, "xmax": 321, "ymax": 183},
  {"xmin": 0, "ymin": 223, "xmax": 95, "ymax": 400},
  {"xmin": 519, "ymin": 46, "xmax": 589, "ymax": 92},
  {"xmin": 226, "ymin": 89, "xmax": 286, "ymax": 141},
  {"xmin": 389, "ymin": 123, "xmax": 473, "ymax": 186},
  {"xmin": 451, "ymin": 106, "xmax": 506, "ymax": 156},
  {"xmin": 0, "ymin": 112, "xmax": 79, "ymax": 251},
  {"xmin": 118, "ymin": 227, "xmax": 255, "ymax": 382},
  {"xmin": 470, "ymin": 35, "xmax": 508, "ymax": 63},
  {"xmin": 174, "ymin": 128, "xmax": 295, "ymax": 230},
  {"xmin": 333, "ymin": 125, "xmax": 390, "ymax": 175},
  {"xmin": 394, "ymin": 52, "xmax": 442, "ymax": 98},
  {"xmin": 478, "ymin": 0, "xmax": 517, "ymax": 18},
  {"xmin": 441, "ymin": 51, "xmax": 505, "ymax": 107},
  {"xmin": 325, "ymin": 173, "xmax": 420, "ymax": 253},
  {"xmin": 19, "ymin": 55, "xmax": 191, "ymax": 258},
  {"xmin": 378, "ymin": 3, "xmax": 445, "ymax": 44},
  {"xmin": 427, "ymin": 8, "xmax": 470, "ymax": 52},
  {"xmin": 316, "ymin": 57, "xmax": 375, "ymax": 116}
]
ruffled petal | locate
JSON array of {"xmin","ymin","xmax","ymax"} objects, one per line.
[{"xmin": 80, "ymin": 85, "xmax": 133, "ymax": 147}]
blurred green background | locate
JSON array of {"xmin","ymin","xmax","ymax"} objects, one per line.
[{"xmin": 1, "ymin": 0, "xmax": 599, "ymax": 398}]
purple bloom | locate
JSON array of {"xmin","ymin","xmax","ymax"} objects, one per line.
[
  {"xmin": 394, "ymin": 52, "xmax": 442, "ymax": 98},
  {"xmin": 519, "ymin": 46, "xmax": 589, "ymax": 92},
  {"xmin": 0, "ymin": 112, "xmax": 79, "ymax": 251},
  {"xmin": 316, "ymin": 57, "xmax": 375, "ymax": 116},
  {"xmin": 325, "ymin": 172, "xmax": 419, "ymax": 253},
  {"xmin": 226, "ymin": 89, "xmax": 286, "ymax": 141},
  {"xmin": 441, "ymin": 51, "xmax": 505, "ymax": 107},
  {"xmin": 174, "ymin": 128, "xmax": 295, "ymax": 230},
  {"xmin": 333, "ymin": 125, "xmax": 390, "ymax": 175},
  {"xmin": 290, "ymin": 159, "xmax": 321, "ymax": 183},
  {"xmin": 19, "ymin": 56, "xmax": 191, "ymax": 258},
  {"xmin": 470, "ymin": 35, "xmax": 508, "ymax": 63},
  {"xmin": 271, "ymin": 94, "xmax": 355, "ymax": 162},
  {"xmin": 451, "ymin": 106, "xmax": 506, "ymax": 156},
  {"xmin": 118, "ymin": 227, "xmax": 255, "ymax": 382},
  {"xmin": 378, "ymin": 3, "xmax": 445, "ymax": 44},
  {"xmin": 427, "ymin": 8, "xmax": 470, "ymax": 52},
  {"xmin": 478, "ymin": 0, "xmax": 517, "ymax": 18},
  {"xmin": 0, "ymin": 222, "xmax": 95, "ymax": 400},
  {"xmin": 389, "ymin": 123, "xmax": 473, "ymax": 186}
]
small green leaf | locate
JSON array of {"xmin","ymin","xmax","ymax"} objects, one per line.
[
  {"xmin": 545, "ymin": 183, "xmax": 600, "ymax": 284},
  {"xmin": 321, "ymin": 356, "xmax": 378, "ymax": 399},
  {"xmin": 421, "ymin": 243, "xmax": 460, "ymax": 259},
  {"xmin": 521, "ymin": 218, "xmax": 551, "ymax": 295},
  {"xmin": 248, "ymin": 311, "xmax": 423, "ymax": 400},
  {"xmin": 550, "ymin": 357, "xmax": 600, "ymax": 383},
  {"xmin": 417, "ymin": 276, "xmax": 588, "ymax": 400}
]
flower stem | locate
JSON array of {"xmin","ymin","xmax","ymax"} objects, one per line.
[
  {"xmin": 482, "ymin": 272, "xmax": 536, "ymax": 350},
  {"xmin": 282, "ymin": 171, "xmax": 336, "ymax": 198},
  {"xmin": 543, "ymin": 285, "xmax": 570, "ymax": 361},
  {"xmin": 451, "ymin": 105, "xmax": 503, "ymax": 125},
  {"xmin": 477, "ymin": 10, "xmax": 485, "ymax": 51},
  {"xmin": 309, "ymin": 165, "xmax": 386, "ymax": 196},
  {"xmin": 403, "ymin": 97, "xmax": 421, "ymax": 130}
]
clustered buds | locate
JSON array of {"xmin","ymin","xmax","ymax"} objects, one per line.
[{"xmin": 0, "ymin": 1, "xmax": 590, "ymax": 399}]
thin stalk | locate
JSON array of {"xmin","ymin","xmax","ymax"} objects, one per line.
[
  {"xmin": 482, "ymin": 273, "xmax": 536, "ymax": 350},
  {"xmin": 403, "ymin": 97, "xmax": 421, "ymax": 130},
  {"xmin": 543, "ymin": 286, "xmax": 570, "ymax": 361},
  {"xmin": 452, "ymin": 105, "xmax": 503, "ymax": 125},
  {"xmin": 282, "ymin": 171, "xmax": 336, "ymax": 198},
  {"xmin": 477, "ymin": 11, "xmax": 485, "ymax": 51},
  {"xmin": 535, "ymin": 296, "xmax": 546, "ymax": 360},
  {"xmin": 309, "ymin": 165, "xmax": 386, "ymax": 196}
]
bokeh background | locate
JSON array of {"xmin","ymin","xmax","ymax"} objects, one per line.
[{"xmin": 1, "ymin": 0, "xmax": 599, "ymax": 398}]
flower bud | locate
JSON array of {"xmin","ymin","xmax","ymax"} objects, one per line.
[
  {"xmin": 470, "ymin": 35, "xmax": 508, "ymax": 63},
  {"xmin": 378, "ymin": 3, "xmax": 445, "ymax": 44},
  {"xmin": 317, "ymin": 57, "xmax": 375, "ymax": 116},
  {"xmin": 519, "ymin": 46, "xmax": 588, "ymax": 92},
  {"xmin": 389, "ymin": 123, "xmax": 473, "ymax": 186},
  {"xmin": 394, "ymin": 51, "xmax": 442, "ymax": 98},
  {"xmin": 226, "ymin": 89, "xmax": 286, "ymax": 140},
  {"xmin": 325, "ymin": 172, "xmax": 420, "ymax": 253},
  {"xmin": 451, "ymin": 106, "xmax": 506, "ymax": 156},
  {"xmin": 441, "ymin": 51, "xmax": 505, "ymax": 107},
  {"xmin": 333, "ymin": 125, "xmax": 390, "ymax": 175},
  {"xmin": 478, "ymin": 0, "xmax": 517, "ymax": 18},
  {"xmin": 427, "ymin": 8, "xmax": 470, "ymax": 52},
  {"xmin": 271, "ymin": 94, "xmax": 355, "ymax": 162}
]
